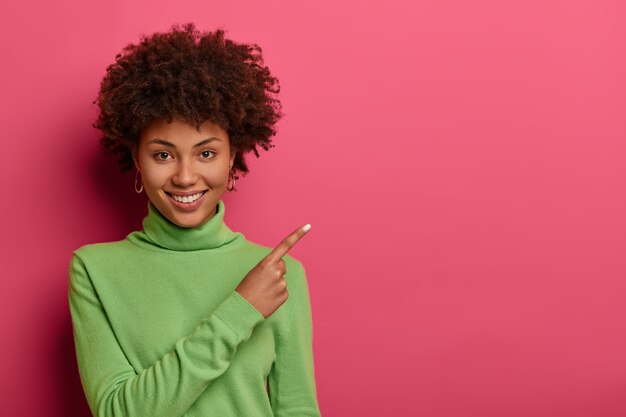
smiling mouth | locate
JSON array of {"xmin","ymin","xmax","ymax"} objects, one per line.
[{"xmin": 165, "ymin": 190, "xmax": 208, "ymax": 204}]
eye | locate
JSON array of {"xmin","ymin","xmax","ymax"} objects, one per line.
[
  {"xmin": 154, "ymin": 151, "xmax": 172, "ymax": 161},
  {"xmin": 200, "ymin": 150, "xmax": 216, "ymax": 159}
]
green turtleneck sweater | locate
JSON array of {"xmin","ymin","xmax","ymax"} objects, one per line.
[{"xmin": 68, "ymin": 199, "xmax": 321, "ymax": 417}]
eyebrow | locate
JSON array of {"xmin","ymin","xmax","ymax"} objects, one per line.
[{"xmin": 147, "ymin": 137, "xmax": 222, "ymax": 148}]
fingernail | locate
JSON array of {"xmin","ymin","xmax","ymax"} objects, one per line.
[{"xmin": 303, "ymin": 224, "xmax": 311, "ymax": 232}]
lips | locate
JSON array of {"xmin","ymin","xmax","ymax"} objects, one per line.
[
  {"xmin": 165, "ymin": 190, "xmax": 208, "ymax": 210},
  {"xmin": 165, "ymin": 190, "xmax": 208, "ymax": 197}
]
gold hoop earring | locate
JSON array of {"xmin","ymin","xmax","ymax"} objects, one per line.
[
  {"xmin": 134, "ymin": 169, "xmax": 144, "ymax": 193},
  {"xmin": 227, "ymin": 166, "xmax": 237, "ymax": 192}
]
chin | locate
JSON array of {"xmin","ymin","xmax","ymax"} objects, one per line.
[
  {"xmin": 170, "ymin": 217, "xmax": 199, "ymax": 228},
  {"xmin": 150, "ymin": 191, "xmax": 219, "ymax": 228},
  {"xmin": 167, "ymin": 211, "xmax": 209, "ymax": 228},
  {"xmin": 169, "ymin": 203, "xmax": 218, "ymax": 229}
]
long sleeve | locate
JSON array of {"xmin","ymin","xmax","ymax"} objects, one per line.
[
  {"xmin": 68, "ymin": 253, "xmax": 265, "ymax": 417},
  {"xmin": 267, "ymin": 261, "xmax": 322, "ymax": 417}
]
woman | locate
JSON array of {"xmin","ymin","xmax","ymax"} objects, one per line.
[{"xmin": 68, "ymin": 22, "xmax": 321, "ymax": 417}]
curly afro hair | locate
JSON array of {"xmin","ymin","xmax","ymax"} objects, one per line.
[{"xmin": 92, "ymin": 22, "xmax": 283, "ymax": 180}]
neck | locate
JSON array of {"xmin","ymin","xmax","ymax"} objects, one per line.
[{"xmin": 127, "ymin": 199, "xmax": 243, "ymax": 251}]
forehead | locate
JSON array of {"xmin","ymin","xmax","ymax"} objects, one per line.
[{"xmin": 140, "ymin": 117, "xmax": 229, "ymax": 146}]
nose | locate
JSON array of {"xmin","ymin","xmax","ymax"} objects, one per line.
[{"xmin": 171, "ymin": 159, "xmax": 198, "ymax": 187}]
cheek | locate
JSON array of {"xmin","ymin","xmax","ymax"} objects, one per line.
[
  {"xmin": 203, "ymin": 169, "xmax": 229, "ymax": 185},
  {"xmin": 144, "ymin": 177, "xmax": 163, "ymax": 191},
  {"xmin": 139, "ymin": 166, "xmax": 170, "ymax": 189},
  {"xmin": 137, "ymin": 154, "xmax": 230, "ymax": 187}
]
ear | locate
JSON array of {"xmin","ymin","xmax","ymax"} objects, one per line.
[
  {"xmin": 131, "ymin": 145, "xmax": 140, "ymax": 171},
  {"xmin": 229, "ymin": 148, "xmax": 236, "ymax": 169}
]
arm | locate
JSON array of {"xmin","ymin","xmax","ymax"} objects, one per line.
[
  {"xmin": 68, "ymin": 253, "xmax": 264, "ymax": 417},
  {"xmin": 267, "ymin": 261, "xmax": 322, "ymax": 417}
]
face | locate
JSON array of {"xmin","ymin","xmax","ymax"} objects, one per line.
[{"xmin": 132, "ymin": 117, "xmax": 235, "ymax": 228}]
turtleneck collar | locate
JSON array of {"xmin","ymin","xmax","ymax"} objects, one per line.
[{"xmin": 126, "ymin": 199, "xmax": 243, "ymax": 252}]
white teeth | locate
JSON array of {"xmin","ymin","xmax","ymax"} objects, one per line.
[{"xmin": 171, "ymin": 192, "xmax": 203, "ymax": 203}]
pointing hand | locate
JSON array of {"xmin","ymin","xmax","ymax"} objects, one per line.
[{"xmin": 235, "ymin": 224, "xmax": 311, "ymax": 318}]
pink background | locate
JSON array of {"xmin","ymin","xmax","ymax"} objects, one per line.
[{"xmin": 1, "ymin": 0, "xmax": 625, "ymax": 416}]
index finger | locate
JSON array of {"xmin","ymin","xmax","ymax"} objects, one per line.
[{"xmin": 263, "ymin": 224, "xmax": 311, "ymax": 264}]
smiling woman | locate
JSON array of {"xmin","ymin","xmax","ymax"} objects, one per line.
[
  {"xmin": 133, "ymin": 117, "xmax": 234, "ymax": 228},
  {"xmin": 68, "ymin": 22, "xmax": 322, "ymax": 417}
]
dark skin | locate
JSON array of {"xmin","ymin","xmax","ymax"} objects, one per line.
[
  {"xmin": 132, "ymin": 116, "xmax": 312, "ymax": 318},
  {"xmin": 236, "ymin": 224, "xmax": 311, "ymax": 318}
]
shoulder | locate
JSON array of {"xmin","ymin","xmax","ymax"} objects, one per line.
[
  {"xmin": 67, "ymin": 239, "xmax": 143, "ymax": 291},
  {"xmin": 71, "ymin": 239, "xmax": 136, "ymax": 266}
]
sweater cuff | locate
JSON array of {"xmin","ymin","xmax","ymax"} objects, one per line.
[{"xmin": 212, "ymin": 291, "xmax": 265, "ymax": 338}]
